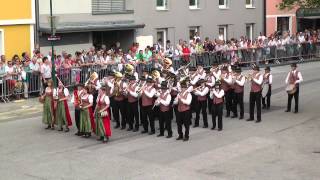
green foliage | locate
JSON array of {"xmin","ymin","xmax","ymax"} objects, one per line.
[{"xmin": 278, "ymin": 0, "xmax": 320, "ymax": 10}]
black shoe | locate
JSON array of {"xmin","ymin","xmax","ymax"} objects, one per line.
[
  {"xmin": 87, "ymin": 133, "xmax": 91, "ymax": 138},
  {"xmin": 193, "ymin": 125, "xmax": 199, "ymax": 128},
  {"xmin": 45, "ymin": 125, "xmax": 51, "ymax": 130},
  {"xmin": 157, "ymin": 134, "xmax": 164, "ymax": 137},
  {"xmin": 114, "ymin": 124, "xmax": 120, "ymax": 129},
  {"xmin": 255, "ymin": 120, "xmax": 261, "ymax": 123},
  {"xmin": 148, "ymin": 131, "xmax": 155, "ymax": 135},
  {"xmin": 211, "ymin": 127, "xmax": 216, "ymax": 130},
  {"xmin": 262, "ymin": 106, "xmax": 266, "ymax": 109},
  {"xmin": 183, "ymin": 137, "xmax": 189, "ymax": 141},
  {"xmin": 285, "ymin": 110, "xmax": 290, "ymax": 112},
  {"xmin": 246, "ymin": 118, "xmax": 254, "ymax": 121},
  {"xmin": 103, "ymin": 137, "xmax": 109, "ymax": 143},
  {"xmin": 203, "ymin": 125, "xmax": 208, "ymax": 128},
  {"xmin": 176, "ymin": 136, "xmax": 183, "ymax": 140},
  {"xmin": 239, "ymin": 117, "xmax": 244, "ymax": 120},
  {"xmin": 133, "ymin": 128, "xmax": 139, "ymax": 132},
  {"xmin": 225, "ymin": 114, "xmax": 230, "ymax": 118},
  {"xmin": 75, "ymin": 132, "xmax": 80, "ymax": 136},
  {"xmin": 294, "ymin": 110, "xmax": 298, "ymax": 114},
  {"xmin": 166, "ymin": 134, "xmax": 172, "ymax": 138},
  {"xmin": 64, "ymin": 128, "xmax": 70, "ymax": 132},
  {"xmin": 127, "ymin": 127, "xmax": 133, "ymax": 131},
  {"xmin": 231, "ymin": 115, "xmax": 238, "ymax": 118},
  {"xmin": 121, "ymin": 126, "xmax": 126, "ymax": 130},
  {"xmin": 51, "ymin": 126, "xmax": 55, "ymax": 130},
  {"xmin": 141, "ymin": 130, "xmax": 148, "ymax": 134}
]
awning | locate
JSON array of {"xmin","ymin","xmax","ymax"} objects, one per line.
[
  {"xmin": 39, "ymin": 20, "xmax": 145, "ymax": 33},
  {"xmin": 297, "ymin": 8, "xmax": 320, "ymax": 19}
]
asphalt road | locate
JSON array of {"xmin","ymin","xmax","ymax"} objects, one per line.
[{"xmin": 0, "ymin": 61, "xmax": 320, "ymax": 180}]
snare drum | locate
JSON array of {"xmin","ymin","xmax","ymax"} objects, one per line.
[{"xmin": 286, "ymin": 84, "xmax": 296, "ymax": 95}]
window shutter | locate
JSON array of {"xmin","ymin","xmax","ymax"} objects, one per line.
[{"xmin": 92, "ymin": 0, "xmax": 125, "ymax": 14}]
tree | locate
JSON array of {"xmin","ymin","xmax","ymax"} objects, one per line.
[{"xmin": 278, "ymin": 0, "xmax": 320, "ymax": 10}]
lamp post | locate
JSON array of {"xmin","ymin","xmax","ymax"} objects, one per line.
[{"xmin": 49, "ymin": 0, "xmax": 56, "ymax": 87}]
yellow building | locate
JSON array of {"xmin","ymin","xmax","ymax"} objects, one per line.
[{"xmin": 0, "ymin": 0, "xmax": 35, "ymax": 60}]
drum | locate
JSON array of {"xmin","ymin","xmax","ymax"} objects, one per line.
[
  {"xmin": 286, "ymin": 84, "xmax": 296, "ymax": 95},
  {"xmin": 262, "ymin": 83, "xmax": 269, "ymax": 98}
]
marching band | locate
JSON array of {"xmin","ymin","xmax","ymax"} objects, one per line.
[{"xmin": 40, "ymin": 58, "xmax": 303, "ymax": 143}]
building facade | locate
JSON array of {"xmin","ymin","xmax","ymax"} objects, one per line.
[
  {"xmin": 0, "ymin": 0, "xmax": 35, "ymax": 59},
  {"xmin": 38, "ymin": 0, "xmax": 264, "ymax": 53}
]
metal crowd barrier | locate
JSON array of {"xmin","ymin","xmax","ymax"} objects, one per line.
[{"xmin": 1, "ymin": 42, "xmax": 319, "ymax": 103}]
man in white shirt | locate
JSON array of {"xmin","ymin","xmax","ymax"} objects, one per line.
[
  {"xmin": 194, "ymin": 79, "xmax": 209, "ymax": 128},
  {"xmin": 247, "ymin": 66, "xmax": 263, "ymax": 123},
  {"xmin": 174, "ymin": 80, "xmax": 192, "ymax": 141},
  {"xmin": 126, "ymin": 75, "xmax": 140, "ymax": 132},
  {"xmin": 233, "ymin": 67, "xmax": 245, "ymax": 119},
  {"xmin": 41, "ymin": 57, "xmax": 52, "ymax": 93},
  {"xmin": 262, "ymin": 67, "xmax": 273, "ymax": 110},
  {"xmin": 140, "ymin": 77, "xmax": 156, "ymax": 134},
  {"xmin": 285, "ymin": 63, "xmax": 303, "ymax": 113},
  {"xmin": 210, "ymin": 81, "xmax": 225, "ymax": 131}
]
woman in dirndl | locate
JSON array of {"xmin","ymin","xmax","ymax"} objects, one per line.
[
  {"xmin": 79, "ymin": 86, "xmax": 95, "ymax": 138},
  {"xmin": 54, "ymin": 81, "xmax": 72, "ymax": 132},
  {"xmin": 40, "ymin": 79, "xmax": 55, "ymax": 129},
  {"xmin": 94, "ymin": 87, "xmax": 111, "ymax": 143}
]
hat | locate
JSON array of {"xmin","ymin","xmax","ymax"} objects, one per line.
[
  {"xmin": 128, "ymin": 75, "xmax": 136, "ymax": 81},
  {"xmin": 163, "ymin": 58, "xmax": 172, "ymax": 66},
  {"xmin": 252, "ymin": 65, "xmax": 260, "ymax": 71},
  {"xmin": 146, "ymin": 76, "xmax": 154, "ymax": 83},
  {"xmin": 142, "ymin": 68, "xmax": 149, "ymax": 73},
  {"xmin": 160, "ymin": 81, "xmax": 168, "ymax": 89},
  {"xmin": 189, "ymin": 67, "xmax": 197, "ymax": 71},
  {"xmin": 291, "ymin": 63, "xmax": 297, "ymax": 67},
  {"xmin": 222, "ymin": 66, "xmax": 228, "ymax": 71},
  {"xmin": 139, "ymin": 76, "xmax": 146, "ymax": 81},
  {"xmin": 211, "ymin": 62, "xmax": 219, "ymax": 67},
  {"xmin": 125, "ymin": 64, "xmax": 134, "ymax": 72},
  {"xmin": 100, "ymin": 86, "xmax": 107, "ymax": 91},
  {"xmin": 180, "ymin": 81, "xmax": 188, "ymax": 88},
  {"xmin": 265, "ymin": 66, "xmax": 271, "ymax": 71},
  {"xmin": 107, "ymin": 71, "xmax": 115, "ymax": 76},
  {"xmin": 204, "ymin": 67, "xmax": 211, "ymax": 73},
  {"xmin": 235, "ymin": 67, "xmax": 242, "ymax": 73}
]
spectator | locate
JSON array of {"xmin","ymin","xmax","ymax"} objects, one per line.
[{"xmin": 41, "ymin": 57, "xmax": 52, "ymax": 92}]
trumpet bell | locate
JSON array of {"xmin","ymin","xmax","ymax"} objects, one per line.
[{"xmin": 90, "ymin": 72, "xmax": 98, "ymax": 81}]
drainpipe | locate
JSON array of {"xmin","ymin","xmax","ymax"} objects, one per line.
[
  {"xmin": 263, "ymin": 0, "xmax": 267, "ymax": 35},
  {"xmin": 35, "ymin": 0, "xmax": 40, "ymax": 50}
]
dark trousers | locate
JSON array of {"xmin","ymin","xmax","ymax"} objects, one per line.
[
  {"xmin": 249, "ymin": 91, "xmax": 262, "ymax": 121},
  {"xmin": 287, "ymin": 86, "xmax": 299, "ymax": 112},
  {"xmin": 141, "ymin": 105, "xmax": 155, "ymax": 132},
  {"xmin": 159, "ymin": 111, "xmax": 172, "ymax": 136},
  {"xmin": 225, "ymin": 89, "xmax": 234, "ymax": 116},
  {"xmin": 109, "ymin": 97, "xmax": 114, "ymax": 121},
  {"xmin": 114, "ymin": 99, "xmax": 126, "ymax": 128},
  {"xmin": 262, "ymin": 85, "xmax": 272, "ymax": 108},
  {"xmin": 207, "ymin": 94, "xmax": 212, "ymax": 114},
  {"xmin": 92, "ymin": 91, "xmax": 98, "ymax": 110},
  {"xmin": 176, "ymin": 110, "xmax": 191, "ymax": 138},
  {"xmin": 195, "ymin": 100, "xmax": 208, "ymax": 127},
  {"xmin": 75, "ymin": 108, "xmax": 80, "ymax": 131},
  {"xmin": 234, "ymin": 92, "xmax": 244, "ymax": 118},
  {"xmin": 127, "ymin": 101, "xmax": 139, "ymax": 129},
  {"xmin": 212, "ymin": 103, "xmax": 223, "ymax": 130}
]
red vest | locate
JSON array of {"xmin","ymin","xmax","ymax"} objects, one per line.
[
  {"xmin": 221, "ymin": 73, "xmax": 230, "ymax": 92},
  {"xmin": 178, "ymin": 91, "xmax": 190, "ymax": 112},
  {"xmin": 159, "ymin": 93, "xmax": 170, "ymax": 112},
  {"xmin": 127, "ymin": 83, "xmax": 138, "ymax": 103},
  {"xmin": 212, "ymin": 89, "xmax": 224, "ymax": 104},
  {"xmin": 289, "ymin": 71, "xmax": 299, "ymax": 84},
  {"xmin": 97, "ymin": 95, "xmax": 107, "ymax": 110},
  {"xmin": 251, "ymin": 73, "xmax": 262, "ymax": 92},
  {"xmin": 234, "ymin": 75, "xmax": 244, "ymax": 93},
  {"xmin": 197, "ymin": 87, "xmax": 207, "ymax": 101},
  {"xmin": 141, "ymin": 86, "xmax": 155, "ymax": 107}
]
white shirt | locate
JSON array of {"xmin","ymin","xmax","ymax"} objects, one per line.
[
  {"xmin": 180, "ymin": 92, "xmax": 192, "ymax": 105},
  {"xmin": 129, "ymin": 84, "xmax": 139, "ymax": 98},
  {"xmin": 194, "ymin": 86, "xmax": 209, "ymax": 96},
  {"xmin": 253, "ymin": 73, "xmax": 263, "ymax": 85},
  {"xmin": 160, "ymin": 91, "xmax": 171, "ymax": 106},
  {"xmin": 144, "ymin": 85, "xmax": 156, "ymax": 98},
  {"xmin": 210, "ymin": 89, "xmax": 225, "ymax": 99},
  {"xmin": 53, "ymin": 87, "xmax": 69, "ymax": 98},
  {"xmin": 222, "ymin": 73, "xmax": 232, "ymax": 85},
  {"xmin": 97, "ymin": 94, "xmax": 110, "ymax": 106},
  {"xmin": 81, "ymin": 94, "xmax": 93, "ymax": 104},
  {"xmin": 264, "ymin": 74, "xmax": 273, "ymax": 85},
  {"xmin": 285, "ymin": 70, "xmax": 303, "ymax": 84},
  {"xmin": 206, "ymin": 76, "xmax": 216, "ymax": 87},
  {"xmin": 235, "ymin": 75, "xmax": 245, "ymax": 86},
  {"xmin": 29, "ymin": 61, "xmax": 40, "ymax": 71},
  {"xmin": 41, "ymin": 64, "xmax": 52, "ymax": 79}
]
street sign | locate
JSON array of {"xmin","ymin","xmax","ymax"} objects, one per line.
[{"xmin": 48, "ymin": 35, "xmax": 61, "ymax": 41}]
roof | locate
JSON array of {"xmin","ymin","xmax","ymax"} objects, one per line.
[{"xmin": 39, "ymin": 20, "xmax": 145, "ymax": 33}]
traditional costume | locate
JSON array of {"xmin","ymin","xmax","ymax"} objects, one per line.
[
  {"xmin": 54, "ymin": 84, "xmax": 72, "ymax": 132},
  {"xmin": 94, "ymin": 89, "xmax": 111, "ymax": 143},
  {"xmin": 79, "ymin": 88, "xmax": 95, "ymax": 138}
]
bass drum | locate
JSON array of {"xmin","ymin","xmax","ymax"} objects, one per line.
[
  {"xmin": 286, "ymin": 84, "xmax": 297, "ymax": 95},
  {"xmin": 262, "ymin": 83, "xmax": 269, "ymax": 98}
]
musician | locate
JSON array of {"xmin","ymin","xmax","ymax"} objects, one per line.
[
  {"xmin": 205, "ymin": 67, "xmax": 216, "ymax": 115},
  {"xmin": 94, "ymin": 87, "xmax": 111, "ymax": 143},
  {"xmin": 71, "ymin": 84, "xmax": 84, "ymax": 136},
  {"xmin": 211, "ymin": 63, "xmax": 221, "ymax": 81},
  {"xmin": 262, "ymin": 67, "xmax": 272, "ymax": 110},
  {"xmin": 54, "ymin": 81, "xmax": 72, "ymax": 132},
  {"xmin": 174, "ymin": 80, "xmax": 192, "ymax": 141},
  {"xmin": 221, "ymin": 66, "xmax": 233, "ymax": 117},
  {"xmin": 105, "ymin": 71, "xmax": 115, "ymax": 122},
  {"xmin": 127, "ymin": 75, "xmax": 140, "ymax": 132},
  {"xmin": 85, "ymin": 72, "xmax": 101, "ymax": 109},
  {"xmin": 233, "ymin": 67, "xmax": 245, "ymax": 119},
  {"xmin": 40, "ymin": 79, "xmax": 55, "ymax": 130},
  {"xmin": 79, "ymin": 86, "xmax": 95, "ymax": 138},
  {"xmin": 247, "ymin": 66, "xmax": 263, "ymax": 123},
  {"xmin": 155, "ymin": 81, "xmax": 172, "ymax": 138},
  {"xmin": 112, "ymin": 72, "xmax": 128, "ymax": 129},
  {"xmin": 194, "ymin": 79, "xmax": 209, "ymax": 128},
  {"xmin": 124, "ymin": 64, "xmax": 138, "ymax": 81},
  {"xmin": 140, "ymin": 77, "xmax": 156, "ymax": 135},
  {"xmin": 161, "ymin": 58, "xmax": 175, "ymax": 74},
  {"xmin": 285, "ymin": 63, "xmax": 303, "ymax": 113},
  {"xmin": 210, "ymin": 81, "xmax": 224, "ymax": 131}
]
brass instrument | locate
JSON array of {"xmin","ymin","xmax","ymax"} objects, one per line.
[{"xmin": 151, "ymin": 69, "xmax": 160, "ymax": 80}]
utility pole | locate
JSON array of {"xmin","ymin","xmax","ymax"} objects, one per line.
[{"xmin": 50, "ymin": 0, "xmax": 56, "ymax": 86}]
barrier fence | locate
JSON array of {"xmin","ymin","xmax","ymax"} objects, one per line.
[{"xmin": 1, "ymin": 42, "xmax": 320, "ymax": 103}]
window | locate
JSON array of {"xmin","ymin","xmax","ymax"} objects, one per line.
[
  {"xmin": 156, "ymin": 0, "xmax": 168, "ymax": 10},
  {"xmin": 92, "ymin": 0, "xmax": 125, "ymax": 14},
  {"xmin": 219, "ymin": 0, "xmax": 228, "ymax": 9},
  {"xmin": 189, "ymin": 26, "xmax": 200, "ymax": 40},
  {"xmin": 277, "ymin": 17, "xmax": 290, "ymax": 33},
  {"xmin": 218, "ymin": 26, "xmax": 227, "ymax": 40},
  {"xmin": 246, "ymin": 24, "xmax": 254, "ymax": 40},
  {"xmin": 0, "ymin": 30, "xmax": 4, "ymax": 56},
  {"xmin": 189, "ymin": 0, "xmax": 199, "ymax": 9},
  {"xmin": 246, "ymin": 0, "xmax": 254, "ymax": 8},
  {"xmin": 157, "ymin": 29, "xmax": 167, "ymax": 48}
]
